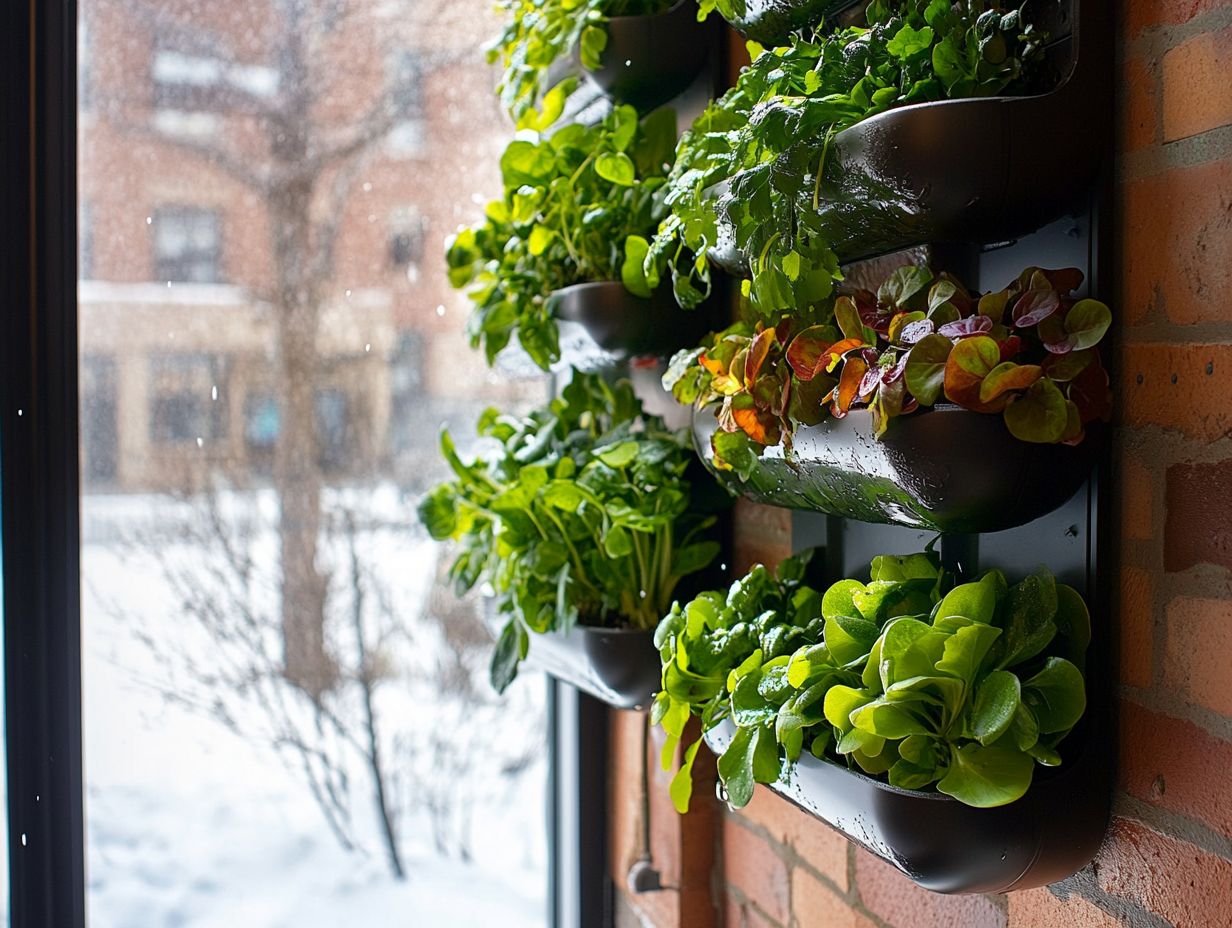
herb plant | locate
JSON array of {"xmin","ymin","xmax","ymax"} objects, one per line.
[
  {"xmin": 490, "ymin": 0, "xmax": 679, "ymax": 121},
  {"xmin": 419, "ymin": 372, "xmax": 725, "ymax": 691},
  {"xmin": 663, "ymin": 264, "xmax": 1113, "ymax": 476},
  {"xmin": 655, "ymin": 548, "xmax": 1090, "ymax": 810},
  {"xmin": 446, "ymin": 98, "xmax": 678, "ymax": 370},
  {"xmin": 639, "ymin": 0, "xmax": 1047, "ymax": 319}
]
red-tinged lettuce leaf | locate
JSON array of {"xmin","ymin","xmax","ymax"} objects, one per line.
[
  {"xmin": 903, "ymin": 333, "xmax": 952, "ymax": 407},
  {"xmin": 977, "ymin": 289, "xmax": 1011, "ymax": 322},
  {"xmin": 1060, "ymin": 399, "xmax": 1084, "ymax": 444},
  {"xmin": 858, "ymin": 365, "xmax": 882, "ymax": 399},
  {"xmin": 944, "ymin": 336, "xmax": 1007, "ymax": 413},
  {"xmin": 1011, "ymin": 289, "xmax": 1062, "ymax": 327},
  {"xmin": 888, "ymin": 311, "xmax": 927, "ymax": 345},
  {"xmin": 979, "ymin": 362, "xmax": 1043, "ymax": 404},
  {"xmin": 823, "ymin": 337, "xmax": 868, "ymax": 373},
  {"xmin": 1003, "ymin": 378, "xmax": 1069, "ymax": 443},
  {"xmin": 938, "ymin": 314, "xmax": 994, "ymax": 339},
  {"xmin": 789, "ymin": 371, "xmax": 835, "ymax": 426},
  {"xmin": 1067, "ymin": 354, "xmax": 1112, "ymax": 423},
  {"xmin": 1059, "ymin": 299, "xmax": 1112, "ymax": 352},
  {"xmin": 836, "ymin": 295, "xmax": 869, "ymax": 342},
  {"xmin": 899, "ymin": 317, "xmax": 935, "ymax": 346},
  {"xmin": 744, "ymin": 327, "xmax": 777, "ymax": 383},
  {"xmin": 730, "ymin": 393, "xmax": 782, "ymax": 446},
  {"xmin": 998, "ymin": 335, "xmax": 1023, "ymax": 362},
  {"xmin": 878, "ymin": 265, "xmax": 933, "ymax": 309},
  {"xmin": 871, "ymin": 377, "xmax": 907, "ymax": 438},
  {"xmin": 832, "ymin": 356, "xmax": 869, "ymax": 418},
  {"xmin": 1015, "ymin": 266, "xmax": 1084, "ymax": 295},
  {"xmin": 786, "ymin": 325, "xmax": 838, "ymax": 381},
  {"xmin": 1041, "ymin": 348, "xmax": 1094, "ymax": 382}
]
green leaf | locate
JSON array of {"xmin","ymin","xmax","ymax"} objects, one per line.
[
  {"xmin": 579, "ymin": 23, "xmax": 607, "ymax": 70},
  {"xmin": 1053, "ymin": 584, "xmax": 1092, "ymax": 667},
  {"xmin": 824, "ymin": 685, "xmax": 873, "ymax": 731},
  {"xmin": 1004, "ymin": 378, "xmax": 1069, "ymax": 443},
  {"xmin": 669, "ymin": 739, "xmax": 703, "ymax": 814},
  {"xmin": 934, "ymin": 622, "xmax": 1002, "ymax": 685},
  {"xmin": 822, "ymin": 579, "xmax": 865, "ymax": 620},
  {"xmin": 904, "ymin": 334, "xmax": 953, "ymax": 406},
  {"xmin": 622, "ymin": 235, "xmax": 653, "ymax": 297},
  {"xmin": 717, "ymin": 726, "xmax": 759, "ymax": 808},
  {"xmin": 996, "ymin": 569, "xmax": 1058, "ymax": 669},
  {"xmin": 597, "ymin": 440, "xmax": 638, "ymax": 467},
  {"xmin": 1063, "ymin": 299, "xmax": 1112, "ymax": 351},
  {"xmin": 824, "ymin": 614, "xmax": 881, "ymax": 666},
  {"xmin": 595, "ymin": 151, "xmax": 636, "ymax": 186},
  {"xmin": 604, "ymin": 524, "xmax": 633, "ymax": 558},
  {"xmin": 888, "ymin": 24, "xmax": 935, "ymax": 59},
  {"xmin": 937, "ymin": 743, "xmax": 1034, "ymax": 807},
  {"xmin": 490, "ymin": 620, "xmax": 528, "ymax": 694},
  {"xmin": 1022, "ymin": 657, "xmax": 1087, "ymax": 734},
  {"xmin": 852, "ymin": 700, "xmax": 931, "ymax": 738},
  {"xmin": 672, "ymin": 542, "xmax": 721, "ymax": 578},
  {"xmin": 935, "ymin": 572, "xmax": 1001, "ymax": 626},
  {"xmin": 969, "ymin": 670, "xmax": 1021, "ymax": 745}
]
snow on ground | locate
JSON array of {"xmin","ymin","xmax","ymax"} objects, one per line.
[{"xmin": 81, "ymin": 488, "xmax": 548, "ymax": 928}]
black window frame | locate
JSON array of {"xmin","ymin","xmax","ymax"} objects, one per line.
[{"xmin": 2, "ymin": 4, "xmax": 599, "ymax": 926}]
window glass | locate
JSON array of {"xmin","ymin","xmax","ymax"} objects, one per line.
[{"xmin": 78, "ymin": 2, "xmax": 549, "ymax": 925}]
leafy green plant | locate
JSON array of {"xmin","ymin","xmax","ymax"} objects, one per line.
[
  {"xmin": 446, "ymin": 97, "xmax": 678, "ymax": 370},
  {"xmin": 419, "ymin": 371, "xmax": 726, "ymax": 691},
  {"xmin": 654, "ymin": 548, "xmax": 1091, "ymax": 811},
  {"xmin": 640, "ymin": 0, "xmax": 1047, "ymax": 319},
  {"xmin": 663, "ymin": 264, "xmax": 1113, "ymax": 475},
  {"xmin": 490, "ymin": 0, "xmax": 679, "ymax": 121}
]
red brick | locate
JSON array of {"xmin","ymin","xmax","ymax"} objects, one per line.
[
  {"xmin": 1125, "ymin": 0, "xmax": 1232, "ymax": 40},
  {"xmin": 1118, "ymin": 567, "xmax": 1155, "ymax": 688},
  {"xmin": 1119, "ymin": 450, "xmax": 1155, "ymax": 542},
  {"xmin": 1163, "ymin": 28, "xmax": 1232, "ymax": 142},
  {"xmin": 1007, "ymin": 886, "xmax": 1126, "ymax": 927},
  {"xmin": 1096, "ymin": 818, "xmax": 1232, "ymax": 927},
  {"xmin": 1121, "ymin": 343, "xmax": 1232, "ymax": 441},
  {"xmin": 725, "ymin": 892, "xmax": 784, "ymax": 928},
  {"xmin": 732, "ymin": 500, "xmax": 793, "ymax": 576},
  {"xmin": 1121, "ymin": 700, "xmax": 1232, "ymax": 837},
  {"xmin": 854, "ymin": 848, "xmax": 1006, "ymax": 928},
  {"xmin": 792, "ymin": 868, "xmax": 867, "ymax": 928},
  {"xmin": 1164, "ymin": 597, "xmax": 1232, "ymax": 714},
  {"xmin": 1121, "ymin": 55, "xmax": 1158, "ymax": 153},
  {"xmin": 738, "ymin": 790, "xmax": 849, "ymax": 891},
  {"xmin": 1165, "ymin": 463, "xmax": 1232, "ymax": 571},
  {"xmin": 1119, "ymin": 161, "xmax": 1232, "ymax": 326},
  {"xmin": 725, "ymin": 817, "xmax": 792, "ymax": 927}
]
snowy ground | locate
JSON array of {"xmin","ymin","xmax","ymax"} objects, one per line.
[{"xmin": 81, "ymin": 487, "xmax": 548, "ymax": 928}]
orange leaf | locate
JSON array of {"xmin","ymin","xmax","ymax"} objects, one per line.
[
  {"xmin": 830, "ymin": 357, "xmax": 868, "ymax": 419},
  {"xmin": 744, "ymin": 327, "xmax": 777, "ymax": 384}
]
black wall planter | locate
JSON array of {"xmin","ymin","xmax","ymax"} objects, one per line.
[
  {"xmin": 583, "ymin": 0, "xmax": 716, "ymax": 112},
  {"xmin": 553, "ymin": 279, "xmax": 725, "ymax": 365},
  {"xmin": 527, "ymin": 625, "xmax": 662, "ymax": 711},
  {"xmin": 705, "ymin": 718, "xmax": 1107, "ymax": 893},
  {"xmin": 721, "ymin": 0, "xmax": 856, "ymax": 46},
  {"xmin": 811, "ymin": 0, "xmax": 1111, "ymax": 264},
  {"xmin": 692, "ymin": 404, "xmax": 1101, "ymax": 534}
]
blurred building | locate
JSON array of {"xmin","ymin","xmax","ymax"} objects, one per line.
[{"xmin": 78, "ymin": 0, "xmax": 529, "ymax": 493}]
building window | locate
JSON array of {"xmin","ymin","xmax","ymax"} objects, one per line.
[
  {"xmin": 386, "ymin": 51, "xmax": 426, "ymax": 158},
  {"xmin": 152, "ymin": 207, "xmax": 223, "ymax": 283},
  {"xmin": 148, "ymin": 354, "xmax": 228, "ymax": 446},
  {"xmin": 388, "ymin": 206, "xmax": 425, "ymax": 268},
  {"xmin": 151, "ymin": 45, "xmax": 279, "ymax": 111}
]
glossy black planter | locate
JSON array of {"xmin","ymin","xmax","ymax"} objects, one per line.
[
  {"xmin": 810, "ymin": 1, "xmax": 1109, "ymax": 263},
  {"xmin": 583, "ymin": 0, "xmax": 714, "ymax": 111},
  {"xmin": 553, "ymin": 280, "xmax": 724, "ymax": 364},
  {"xmin": 527, "ymin": 624, "xmax": 661, "ymax": 710},
  {"xmin": 705, "ymin": 720, "xmax": 1108, "ymax": 893},
  {"xmin": 693, "ymin": 405, "xmax": 1101, "ymax": 534}
]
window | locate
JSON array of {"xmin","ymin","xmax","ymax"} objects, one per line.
[
  {"xmin": 389, "ymin": 206, "xmax": 426, "ymax": 268},
  {"xmin": 147, "ymin": 354, "xmax": 228, "ymax": 445},
  {"xmin": 78, "ymin": 3, "xmax": 552, "ymax": 926},
  {"xmin": 152, "ymin": 207, "xmax": 222, "ymax": 283}
]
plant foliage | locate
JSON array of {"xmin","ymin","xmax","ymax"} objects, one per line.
[
  {"xmin": 446, "ymin": 97, "xmax": 678, "ymax": 370},
  {"xmin": 663, "ymin": 264, "xmax": 1112, "ymax": 474},
  {"xmin": 489, "ymin": 0, "xmax": 677, "ymax": 120},
  {"xmin": 419, "ymin": 371, "xmax": 726, "ymax": 691},
  {"xmin": 640, "ymin": 0, "xmax": 1047, "ymax": 318},
  {"xmin": 654, "ymin": 548, "xmax": 1090, "ymax": 810}
]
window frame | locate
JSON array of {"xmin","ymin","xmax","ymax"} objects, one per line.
[{"xmin": 2, "ymin": 4, "xmax": 596, "ymax": 926}]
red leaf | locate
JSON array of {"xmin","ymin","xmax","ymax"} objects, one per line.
[{"xmin": 1011, "ymin": 289, "xmax": 1062, "ymax": 327}]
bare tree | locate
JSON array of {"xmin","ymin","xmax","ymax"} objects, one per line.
[{"xmin": 93, "ymin": 0, "xmax": 484, "ymax": 696}]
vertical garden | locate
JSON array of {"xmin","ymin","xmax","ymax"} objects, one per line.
[{"xmin": 421, "ymin": 0, "xmax": 1114, "ymax": 896}]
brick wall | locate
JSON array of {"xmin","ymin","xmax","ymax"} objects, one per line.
[{"xmin": 610, "ymin": 1, "xmax": 1232, "ymax": 925}]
